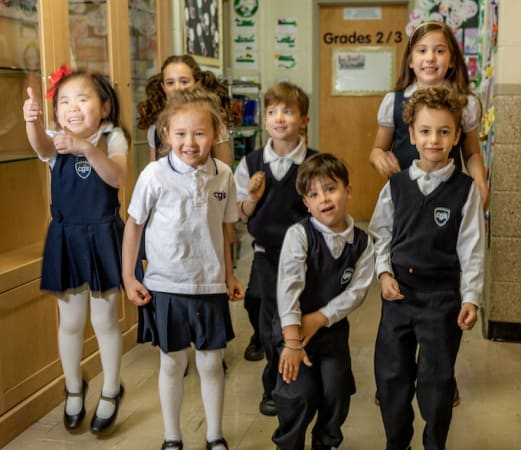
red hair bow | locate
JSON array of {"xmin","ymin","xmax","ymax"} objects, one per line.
[{"xmin": 45, "ymin": 64, "xmax": 73, "ymax": 100}]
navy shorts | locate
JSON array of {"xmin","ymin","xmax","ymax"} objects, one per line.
[{"xmin": 137, "ymin": 291, "xmax": 235, "ymax": 353}]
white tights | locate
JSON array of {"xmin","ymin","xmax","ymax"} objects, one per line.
[
  {"xmin": 58, "ymin": 285, "xmax": 122, "ymax": 418},
  {"xmin": 159, "ymin": 348, "xmax": 226, "ymax": 447}
]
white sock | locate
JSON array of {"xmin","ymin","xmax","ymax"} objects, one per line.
[
  {"xmin": 159, "ymin": 349, "xmax": 188, "ymax": 441},
  {"xmin": 90, "ymin": 289, "xmax": 122, "ymax": 418},
  {"xmin": 58, "ymin": 288, "xmax": 89, "ymax": 415},
  {"xmin": 196, "ymin": 349, "xmax": 226, "ymax": 447}
]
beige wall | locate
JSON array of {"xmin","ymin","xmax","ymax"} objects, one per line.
[{"xmin": 496, "ymin": 0, "xmax": 521, "ymax": 84}]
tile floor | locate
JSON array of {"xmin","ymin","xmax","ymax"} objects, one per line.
[{"xmin": 3, "ymin": 226, "xmax": 521, "ymax": 450}]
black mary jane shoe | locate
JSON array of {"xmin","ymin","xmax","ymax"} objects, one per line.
[
  {"xmin": 161, "ymin": 440, "xmax": 183, "ymax": 449},
  {"xmin": 207, "ymin": 438, "xmax": 229, "ymax": 450},
  {"xmin": 90, "ymin": 384, "xmax": 125, "ymax": 433},
  {"xmin": 63, "ymin": 380, "xmax": 88, "ymax": 431}
]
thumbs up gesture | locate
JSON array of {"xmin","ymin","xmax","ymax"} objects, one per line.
[{"xmin": 23, "ymin": 86, "xmax": 42, "ymax": 123}]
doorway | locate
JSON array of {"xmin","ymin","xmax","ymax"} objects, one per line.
[{"xmin": 318, "ymin": 3, "xmax": 408, "ymax": 219}]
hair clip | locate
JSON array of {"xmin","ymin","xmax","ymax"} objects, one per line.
[{"xmin": 46, "ymin": 64, "xmax": 73, "ymax": 100}]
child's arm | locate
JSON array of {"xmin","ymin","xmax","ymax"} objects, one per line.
[
  {"xmin": 457, "ymin": 182, "xmax": 485, "ymax": 330},
  {"xmin": 461, "ymin": 127, "xmax": 489, "ymax": 210},
  {"xmin": 279, "ymin": 324, "xmax": 312, "ymax": 384},
  {"xmin": 52, "ymin": 132, "xmax": 126, "ymax": 188},
  {"xmin": 369, "ymin": 125, "xmax": 401, "ymax": 178},
  {"xmin": 23, "ymin": 87, "xmax": 56, "ymax": 158},
  {"xmin": 222, "ymin": 222, "xmax": 244, "ymax": 301},
  {"xmin": 122, "ymin": 216, "xmax": 151, "ymax": 306}
]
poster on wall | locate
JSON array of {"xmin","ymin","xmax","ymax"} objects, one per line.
[
  {"xmin": 332, "ymin": 47, "xmax": 395, "ymax": 96},
  {"xmin": 232, "ymin": 0, "xmax": 259, "ymax": 71},
  {"xmin": 183, "ymin": 0, "xmax": 222, "ymax": 67}
]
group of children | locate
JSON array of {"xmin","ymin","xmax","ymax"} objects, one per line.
[{"xmin": 22, "ymin": 20, "xmax": 486, "ymax": 450}]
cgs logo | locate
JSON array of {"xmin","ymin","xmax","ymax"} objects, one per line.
[
  {"xmin": 341, "ymin": 267, "xmax": 354, "ymax": 286},
  {"xmin": 213, "ymin": 191, "xmax": 227, "ymax": 201},
  {"xmin": 75, "ymin": 158, "xmax": 91, "ymax": 179},
  {"xmin": 434, "ymin": 207, "xmax": 450, "ymax": 227}
]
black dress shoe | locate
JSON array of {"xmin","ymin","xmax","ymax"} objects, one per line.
[
  {"xmin": 206, "ymin": 438, "xmax": 229, "ymax": 449},
  {"xmin": 259, "ymin": 395, "xmax": 277, "ymax": 416},
  {"xmin": 161, "ymin": 440, "xmax": 183, "ymax": 449},
  {"xmin": 244, "ymin": 336, "xmax": 264, "ymax": 361},
  {"xmin": 63, "ymin": 380, "xmax": 88, "ymax": 430},
  {"xmin": 90, "ymin": 384, "xmax": 125, "ymax": 433}
]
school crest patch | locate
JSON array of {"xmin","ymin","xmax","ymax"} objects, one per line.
[
  {"xmin": 341, "ymin": 267, "xmax": 354, "ymax": 286},
  {"xmin": 75, "ymin": 157, "xmax": 92, "ymax": 179},
  {"xmin": 213, "ymin": 191, "xmax": 227, "ymax": 201},
  {"xmin": 434, "ymin": 207, "xmax": 450, "ymax": 227}
]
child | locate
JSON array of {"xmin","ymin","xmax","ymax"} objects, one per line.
[
  {"xmin": 234, "ymin": 81, "xmax": 316, "ymax": 417},
  {"xmin": 23, "ymin": 67, "xmax": 128, "ymax": 433},
  {"xmin": 122, "ymin": 88, "xmax": 244, "ymax": 450},
  {"xmin": 272, "ymin": 153, "xmax": 374, "ymax": 450},
  {"xmin": 369, "ymin": 87, "xmax": 485, "ymax": 450},
  {"xmin": 369, "ymin": 21, "xmax": 489, "ymax": 210},
  {"xmin": 136, "ymin": 54, "xmax": 233, "ymax": 166}
]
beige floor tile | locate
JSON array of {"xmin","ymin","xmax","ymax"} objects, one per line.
[{"xmin": 3, "ymin": 227, "xmax": 521, "ymax": 450}]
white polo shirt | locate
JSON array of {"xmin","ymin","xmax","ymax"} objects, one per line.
[{"xmin": 128, "ymin": 152, "xmax": 238, "ymax": 294}]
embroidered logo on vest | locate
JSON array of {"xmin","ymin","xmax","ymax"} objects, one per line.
[
  {"xmin": 75, "ymin": 157, "xmax": 92, "ymax": 179},
  {"xmin": 434, "ymin": 207, "xmax": 450, "ymax": 227},
  {"xmin": 213, "ymin": 191, "xmax": 227, "ymax": 201},
  {"xmin": 341, "ymin": 267, "xmax": 354, "ymax": 286}
]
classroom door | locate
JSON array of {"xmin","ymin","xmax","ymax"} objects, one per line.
[{"xmin": 319, "ymin": 3, "xmax": 408, "ymax": 220}]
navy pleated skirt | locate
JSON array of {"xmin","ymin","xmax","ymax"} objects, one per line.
[{"xmin": 138, "ymin": 291, "xmax": 235, "ymax": 353}]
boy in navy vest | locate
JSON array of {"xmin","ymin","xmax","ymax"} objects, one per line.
[
  {"xmin": 272, "ymin": 153, "xmax": 374, "ymax": 450},
  {"xmin": 234, "ymin": 81, "xmax": 316, "ymax": 416},
  {"xmin": 369, "ymin": 87, "xmax": 485, "ymax": 450}
]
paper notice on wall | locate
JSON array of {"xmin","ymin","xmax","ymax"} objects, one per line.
[
  {"xmin": 275, "ymin": 34, "xmax": 297, "ymax": 51},
  {"xmin": 275, "ymin": 17, "xmax": 298, "ymax": 34},
  {"xmin": 234, "ymin": 52, "xmax": 258, "ymax": 71},
  {"xmin": 274, "ymin": 53, "xmax": 297, "ymax": 70},
  {"xmin": 233, "ymin": 14, "xmax": 258, "ymax": 71}
]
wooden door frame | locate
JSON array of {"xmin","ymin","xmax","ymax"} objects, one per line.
[{"xmin": 310, "ymin": 0, "xmax": 411, "ymax": 149}]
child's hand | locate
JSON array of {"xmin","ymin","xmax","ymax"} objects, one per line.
[
  {"xmin": 278, "ymin": 347, "xmax": 312, "ymax": 384},
  {"xmin": 300, "ymin": 311, "xmax": 328, "ymax": 346},
  {"xmin": 379, "ymin": 272, "xmax": 405, "ymax": 301},
  {"xmin": 226, "ymin": 274, "xmax": 244, "ymax": 301},
  {"xmin": 53, "ymin": 132, "xmax": 91, "ymax": 156},
  {"xmin": 458, "ymin": 303, "xmax": 478, "ymax": 330},
  {"xmin": 124, "ymin": 278, "xmax": 152, "ymax": 306},
  {"xmin": 247, "ymin": 171, "xmax": 266, "ymax": 203},
  {"xmin": 23, "ymin": 87, "xmax": 42, "ymax": 123},
  {"xmin": 371, "ymin": 149, "xmax": 401, "ymax": 178}
]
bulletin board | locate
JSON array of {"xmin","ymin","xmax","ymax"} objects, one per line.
[
  {"xmin": 331, "ymin": 46, "xmax": 395, "ymax": 96},
  {"xmin": 183, "ymin": 0, "xmax": 223, "ymax": 67}
]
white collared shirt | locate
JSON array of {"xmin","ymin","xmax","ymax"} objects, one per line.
[{"xmin": 128, "ymin": 152, "xmax": 238, "ymax": 294}]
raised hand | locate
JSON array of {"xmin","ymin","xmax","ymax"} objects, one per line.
[{"xmin": 23, "ymin": 86, "xmax": 42, "ymax": 123}]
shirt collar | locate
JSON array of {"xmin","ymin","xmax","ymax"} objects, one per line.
[
  {"xmin": 263, "ymin": 137, "xmax": 307, "ymax": 165},
  {"xmin": 409, "ymin": 159, "xmax": 455, "ymax": 182},
  {"xmin": 169, "ymin": 152, "xmax": 216, "ymax": 174},
  {"xmin": 403, "ymin": 82, "xmax": 418, "ymax": 98},
  {"xmin": 310, "ymin": 214, "xmax": 355, "ymax": 244}
]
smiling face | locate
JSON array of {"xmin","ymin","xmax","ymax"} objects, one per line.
[
  {"xmin": 161, "ymin": 62, "xmax": 197, "ymax": 96},
  {"xmin": 55, "ymin": 77, "xmax": 109, "ymax": 138},
  {"xmin": 303, "ymin": 175, "xmax": 352, "ymax": 233},
  {"xmin": 264, "ymin": 101, "xmax": 309, "ymax": 149},
  {"xmin": 164, "ymin": 107, "xmax": 217, "ymax": 168},
  {"xmin": 409, "ymin": 105, "xmax": 461, "ymax": 172},
  {"xmin": 409, "ymin": 30, "xmax": 453, "ymax": 88}
]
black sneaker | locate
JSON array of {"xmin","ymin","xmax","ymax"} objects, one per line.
[
  {"xmin": 244, "ymin": 336, "xmax": 264, "ymax": 361},
  {"xmin": 259, "ymin": 395, "xmax": 277, "ymax": 416}
]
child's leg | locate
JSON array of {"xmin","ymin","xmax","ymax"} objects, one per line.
[
  {"xmin": 374, "ymin": 298, "xmax": 417, "ymax": 450},
  {"xmin": 414, "ymin": 289, "xmax": 462, "ymax": 450},
  {"xmin": 195, "ymin": 349, "xmax": 226, "ymax": 447},
  {"xmin": 159, "ymin": 349, "xmax": 188, "ymax": 441},
  {"xmin": 312, "ymin": 327, "xmax": 355, "ymax": 449},
  {"xmin": 90, "ymin": 289, "xmax": 123, "ymax": 418},
  {"xmin": 272, "ymin": 365, "xmax": 318, "ymax": 450},
  {"xmin": 57, "ymin": 287, "xmax": 89, "ymax": 415}
]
